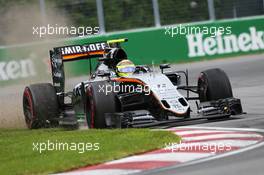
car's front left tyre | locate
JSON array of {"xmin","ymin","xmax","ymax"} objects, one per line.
[{"xmin": 198, "ymin": 68, "xmax": 233, "ymax": 102}]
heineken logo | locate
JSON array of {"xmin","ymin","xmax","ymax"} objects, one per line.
[
  {"xmin": 0, "ymin": 59, "xmax": 36, "ymax": 81},
  {"xmin": 187, "ymin": 27, "xmax": 264, "ymax": 57}
]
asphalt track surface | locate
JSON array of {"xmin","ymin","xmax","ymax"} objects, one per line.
[
  {"xmin": 138, "ymin": 54, "xmax": 264, "ymax": 175},
  {"xmin": 0, "ymin": 53, "xmax": 264, "ymax": 128},
  {"xmin": 0, "ymin": 53, "xmax": 263, "ymax": 174}
]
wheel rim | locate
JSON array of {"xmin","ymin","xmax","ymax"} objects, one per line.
[
  {"xmin": 198, "ymin": 73, "xmax": 208, "ymax": 102},
  {"xmin": 86, "ymin": 86, "xmax": 95, "ymax": 128},
  {"xmin": 23, "ymin": 88, "xmax": 34, "ymax": 128}
]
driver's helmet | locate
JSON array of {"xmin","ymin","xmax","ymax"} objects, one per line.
[{"xmin": 116, "ymin": 59, "xmax": 135, "ymax": 77}]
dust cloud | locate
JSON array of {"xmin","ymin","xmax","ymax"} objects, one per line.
[
  {"xmin": 0, "ymin": 2, "xmax": 73, "ymax": 128},
  {"xmin": 0, "ymin": 2, "xmax": 72, "ymax": 44}
]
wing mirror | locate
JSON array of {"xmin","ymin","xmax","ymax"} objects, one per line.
[
  {"xmin": 160, "ymin": 64, "xmax": 171, "ymax": 73},
  {"xmin": 97, "ymin": 71, "xmax": 111, "ymax": 77}
]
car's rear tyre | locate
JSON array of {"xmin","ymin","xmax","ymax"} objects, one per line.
[
  {"xmin": 198, "ymin": 68, "xmax": 233, "ymax": 102},
  {"xmin": 86, "ymin": 81, "xmax": 117, "ymax": 128},
  {"xmin": 23, "ymin": 83, "xmax": 59, "ymax": 129}
]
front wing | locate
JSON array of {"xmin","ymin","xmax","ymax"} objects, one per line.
[{"xmin": 105, "ymin": 97, "xmax": 243, "ymax": 128}]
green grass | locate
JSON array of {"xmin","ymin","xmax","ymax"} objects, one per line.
[{"xmin": 0, "ymin": 128, "xmax": 180, "ymax": 175}]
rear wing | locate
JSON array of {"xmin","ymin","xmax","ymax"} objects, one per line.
[
  {"xmin": 57, "ymin": 42, "xmax": 107, "ymax": 62},
  {"xmin": 54, "ymin": 38, "xmax": 128, "ymax": 62},
  {"xmin": 49, "ymin": 38, "xmax": 128, "ymax": 96}
]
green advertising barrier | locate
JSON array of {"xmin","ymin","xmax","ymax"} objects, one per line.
[{"xmin": 0, "ymin": 16, "xmax": 263, "ymax": 86}]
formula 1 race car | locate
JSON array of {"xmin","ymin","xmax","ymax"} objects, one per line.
[{"xmin": 23, "ymin": 38, "xmax": 243, "ymax": 129}]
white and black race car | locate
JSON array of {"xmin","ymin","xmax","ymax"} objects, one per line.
[{"xmin": 23, "ymin": 38, "xmax": 243, "ymax": 129}]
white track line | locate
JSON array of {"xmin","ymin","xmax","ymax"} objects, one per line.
[
  {"xmin": 56, "ymin": 169, "xmax": 141, "ymax": 175},
  {"xmin": 107, "ymin": 152, "xmax": 212, "ymax": 164},
  {"xmin": 56, "ymin": 126, "xmax": 264, "ymax": 175},
  {"xmin": 172, "ymin": 130, "xmax": 232, "ymax": 135},
  {"xmin": 181, "ymin": 133, "xmax": 262, "ymax": 141},
  {"xmin": 151, "ymin": 138, "xmax": 264, "ymax": 173},
  {"xmin": 164, "ymin": 140, "xmax": 259, "ymax": 149},
  {"xmin": 175, "ymin": 126, "xmax": 264, "ymax": 133},
  {"xmin": 139, "ymin": 127, "xmax": 264, "ymax": 174}
]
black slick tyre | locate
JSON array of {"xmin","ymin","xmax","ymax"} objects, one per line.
[{"xmin": 23, "ymin": 83, "xmax": 59, "ymax": 129}]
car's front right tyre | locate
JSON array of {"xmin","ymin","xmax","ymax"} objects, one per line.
[{"xmin": 86, "ymin": 81, "xmax": 118, "ymax": 128}]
